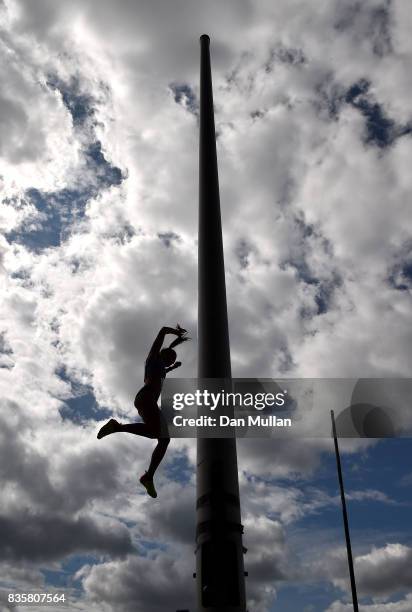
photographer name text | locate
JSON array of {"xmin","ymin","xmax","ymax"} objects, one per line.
[{"xmin": 172, "ymin": 415, "xmax": 292, "ymax": 428}]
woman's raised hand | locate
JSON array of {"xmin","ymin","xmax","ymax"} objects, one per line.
[
  {"xmin": 163, "ymin": 326, "xmax": 179, "ymax": 335},
  {"xmin": 175, "ymin": 324, "xmax": 188, "ymax": 336},
  {"xmin": 162, "ymin": 325, "xmax": 188, "ymax": 337}
]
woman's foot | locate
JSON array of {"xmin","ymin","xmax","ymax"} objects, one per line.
[
  {"xmin": 139, "ymin": 472, "xmax": 157, "ymax": 498},
  {"xmin": 97, "ymin": 418, "xmax": 120, "ymax": 439}
]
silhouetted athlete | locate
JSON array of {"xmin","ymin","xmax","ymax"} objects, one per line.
[{"xmin": 97, "ymin": 324, "xmax": 189, "ymax": 498}]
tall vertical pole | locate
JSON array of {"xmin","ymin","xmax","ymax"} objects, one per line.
[
  {"xmin": 196, "ymin": 34, "xmax": 246, "ymax": 611},
  {"xmin": 331, "ymin": 410, "xmax": 359, "ymax": 612}
]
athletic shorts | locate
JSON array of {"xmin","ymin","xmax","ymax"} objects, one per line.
[{"xmin": 134, "ymin": 385, "xmax": 169, "ymax": 438}]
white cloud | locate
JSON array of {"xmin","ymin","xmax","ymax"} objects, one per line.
[
  {"xmin": 308, "ymin": 542, "xmax": 412, "ymax": 603},
  {"xmin": 355, "ymin": 544, "xmax": 412, "ymax": 598},
  {"xmin": 326, "ymin": 593, "xmax": 412, "ymax": 612},
  {"xmin": 0, "ymin": 32, "xmax": 80, "ymax": 199}
]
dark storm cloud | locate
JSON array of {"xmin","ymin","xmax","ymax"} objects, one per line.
[
  {"xmin": 139, "ymin": 482, "xmax": 195, "ymax": 545},
  {"xmin": 0, "ymin": 401, "xmax": 137, "ymax": 568},
  {"xmin": 157, "ymin": 231, "xmax": 182, "ymax": 248},
  {"xmin": 0, "ymin": 400, "xmax": 125, "ymax": 514},
  {"xmin": 82, "ymin": 553, "xmax": 195, "ymax": 612},
  {"xmin": 265, "ymin": 45, "xmax": 306, "ymax": 72},
  {"xmin": 0, "ymin": 402, "xmax": 63, "ymax": 510},
  {"xmin": 334, "ymin": 1, "xmax": 393, "ymax": 57},
  {"xmin": 0, "ymin": 512, "xmax": 133, "ymax": 562},
  {"xmin": 55, "ymin": 445, "xmax": 126, "ymax": 514}
]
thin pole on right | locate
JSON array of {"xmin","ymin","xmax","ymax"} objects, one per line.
[{"xmin": 331, "ymin": 410, "xmax": 359, "ymax": 612}]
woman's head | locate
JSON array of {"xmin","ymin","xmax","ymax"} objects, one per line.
[{"xmin": 160, "ymin": 347, "xmax": 177, "ymax": 367}]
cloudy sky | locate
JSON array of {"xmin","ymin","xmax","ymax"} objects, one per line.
[{"xmin": 1, "ymin": 0, "xmax": 412, "ymax": 610}]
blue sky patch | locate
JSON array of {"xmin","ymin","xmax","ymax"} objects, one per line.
[
  {"xmin": 282, "ymin": 257, "xmax": 341, "ymax": 316},
  {"xmin": 165, "ymin": 451, "xmax": 194, "ymax": 485},
  {"xmin": 315, "ymin": 76, "xmax": 412, "ymax": 147},
  {"xmin": 169, "ymin": 82, "xmax": 198, "ymax": 115},
  {"xmin": 6, "ymin": 140, "xmax": 123, "ymax": 252},
  {"xmin": 388, "ymin": 253, "xmax": 412, "ymax": 291},
  {"xmin": 346, "ymin": 80, "xmax": 411, "ymax": 147},
  {"xmin": 273, "ymin": 439, "xmax": 412, "ymax": 610},
  {"xmin": 46, "ymin": 76, "xmax": 95, "ymax": 128},
  {"xmin": 56, "ymin": 367, "xmax": 112, "ymax": 424},
  {"xmin": 6, "ymin": 187, "xmax": 90, "ymax": 252},
  {"xmin": 59, "ymin": 391, "xmax": 112, "ymax": 424},
  {"xmin": 84, "ymin": 141, "xmax": 123, "ymax": 188}
]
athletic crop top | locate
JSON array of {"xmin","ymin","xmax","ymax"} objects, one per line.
[{"xmin": 144, "ymin": 354, "xmax": 166, "ymax": 387}]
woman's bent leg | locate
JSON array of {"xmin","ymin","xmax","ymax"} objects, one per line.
[{"xmin": 147, "ymin": 437, "xmax": 170, "ymax": 479}]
